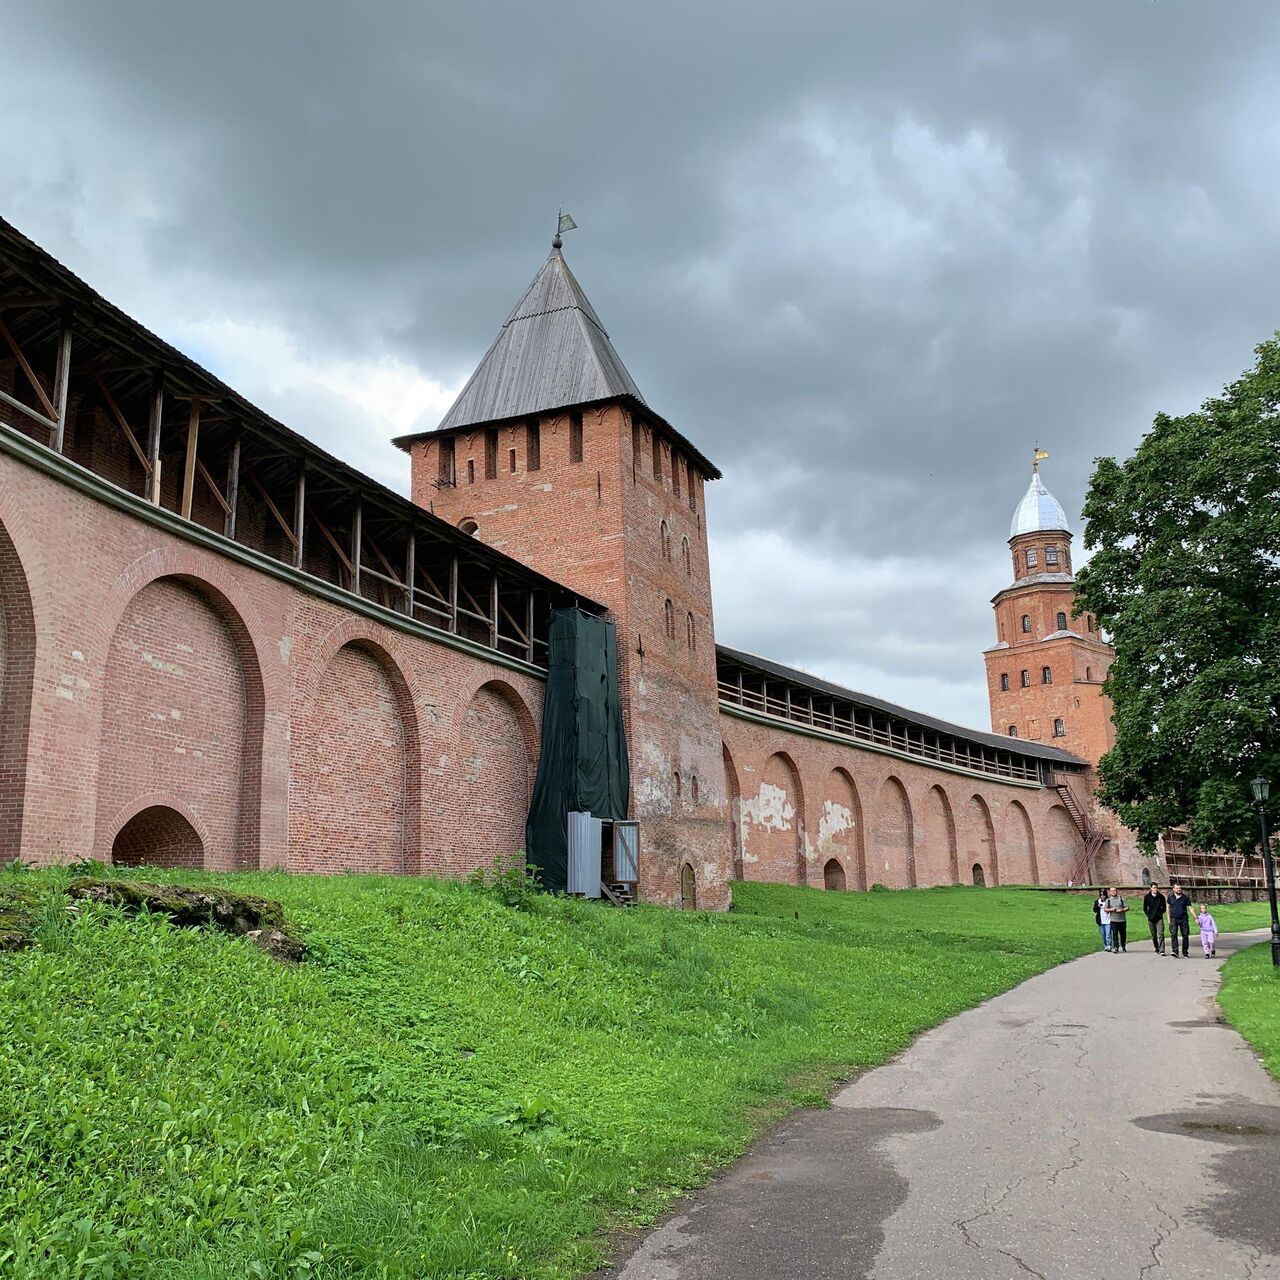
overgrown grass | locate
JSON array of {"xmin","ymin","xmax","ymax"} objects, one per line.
[
  {"xmin": 1219, "ymin": 941, "xmax": 1280, "ymax": 1081},
  {"xmin": 0, "ymin": 872, "xmax": 1150, "ymax": 1278}
]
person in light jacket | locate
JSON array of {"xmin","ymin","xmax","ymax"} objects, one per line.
[
  {"xmin": 1197, "ymin": 905, "xmax": 1218, "ymax": 958},
  {"xmin": 1104, "ymin": 887, "xmax": 1129, "ymax": 953},
  {"xmin": 1094, "ymin": 891, "xmax": 1111, "ymax": 951}
]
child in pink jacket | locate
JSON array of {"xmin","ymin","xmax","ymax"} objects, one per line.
[{"xmin": 1197, "ymin": 906, "xmax": 1217, "ymax": 958}]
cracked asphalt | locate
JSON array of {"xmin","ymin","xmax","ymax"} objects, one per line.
[{"xmin": 602, "ymin": 930, "xmax": 1280, "ymax": 1279}]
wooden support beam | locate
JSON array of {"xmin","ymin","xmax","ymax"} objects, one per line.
[
  {"xmin": 490, "ymin": 574, "xmax": 499, "ymax": 648},
  {"xmin": 350, "ymin": 499, "xmax": 363, "ymax": 596},
  {"xmin": 498, "ymin": 597, "xmax": 529, "ymax": 644},
  {"xmin": 0, "ymin": 386, "xmax": 57, "ymax": 435},
  {"xmin": 246, "ymin": 470, "xmax": 298, "ymax": 546},
  {"xmin": 404, "ymin": 531, "xmax": 416, "ymax": 616},
  {"xmin": 308, "ymin": 507, "xmax": 354, "ymax": 576},
  {"xmin": 526, "ymin": 591, "xmax": 535, "ymax": 663},
  {"xmin": 50, "ymin": 325, "xmax": 73, "ymax": 454},
  {"xmin": 224, "ymin": 431, "xmax": 241, "ymax": 539},
  {"xmin": 448, "ymin": 555, "xmax": 459, "ymax": 634},
  {"xmin": 195, "ymin": 458, "xmax": 231, "ymax": 514},
  {"xmin": 0, "ymin": 316, "xmax": 58, "ymax": 422},
  {"xmin": 180, "ymin": 401, "xmax": 201, "ymax": 519},
  {"xmin": 146, "ymin": 385, "xmax": 163, "ymax": 503},
  {"xmin": 292, "ymin": 460, "xmax": 306, "ymax": 569},
  {"xmin": 93, "ymin": 375, "xmax": 150, "ymax": 472}
]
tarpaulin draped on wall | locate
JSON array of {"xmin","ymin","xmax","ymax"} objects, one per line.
[{"xmin": 525, "ymin": 607, "xmax": 630, "ymax": 893}]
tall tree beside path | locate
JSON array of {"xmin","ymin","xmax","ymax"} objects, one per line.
[{"xmin": 1076, "ymin": 334, "xmax": 1280, "ymax": 853}]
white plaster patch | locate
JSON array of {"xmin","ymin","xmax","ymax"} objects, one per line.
[
  {"xmin": 818, "ymin": 800, "xmax": 854, "ymax": 849},
  {"xmin": 71, "ymin": 650, "xmax": 84, "ymax": 662},
  {"xmin": 141, "ymin": 652, "xmax": 184, "ymax": 677},
  {"xmin": 741, "ymin": 781, "xmax": 794, "ymax": 832},
  {"xmin": 278, "ymin": 636, "xmax": 294, "ymax": 663},
  {"xmin": 54, "ymin": 687, "xmax": 75, "ymax": 701}
]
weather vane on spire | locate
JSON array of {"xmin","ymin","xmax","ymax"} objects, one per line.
[
  {"xmin": 1033, "ymin": 446, "xmax": 1049, "ymax": 474},
  {"xmin": 553, "ymin": 209, "xmax": 578, "ymax": 250}
]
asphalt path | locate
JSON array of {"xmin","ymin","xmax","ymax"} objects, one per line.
[{"xmin": 602, "ymin": 929, "xmax": 1280, "ymax": 1279}]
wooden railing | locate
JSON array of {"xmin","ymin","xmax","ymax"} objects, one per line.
[{"xmin": 717, "ymin": 679, "xmax": 1041, "ymax": 784}]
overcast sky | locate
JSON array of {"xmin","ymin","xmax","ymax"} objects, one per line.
[{"xmin": 4, "ymin": 2, "xmax": 1279, "ymax": 728}]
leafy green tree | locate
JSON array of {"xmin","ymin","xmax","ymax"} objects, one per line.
[{"xmin": 1076, "ymin": 335, "xmax": 1280, "ymax": 853}]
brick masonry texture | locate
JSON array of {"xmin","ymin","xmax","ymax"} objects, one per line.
[{"xmin": 0, "ymin": 451, "xmax": 542, "ymax": 877}]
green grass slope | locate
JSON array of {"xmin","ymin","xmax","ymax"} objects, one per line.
[
  {"xmin": 0, "ymin": 872, "xmax": 1122, "ymax": 1278},
  {"xmin": 1219, "ymin": 941, "xmax": 1280, "ymax": 1081}
]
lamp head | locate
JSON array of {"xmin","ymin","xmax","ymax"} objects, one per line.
[{"xmin": 1252, "ymin": 776, "xmax": 1271, "ymax": 805}]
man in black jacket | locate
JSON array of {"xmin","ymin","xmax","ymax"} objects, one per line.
[
  {"xmin": 1143, "ymin": 883, "xmax": 1168, "ymax": 954},
  {"xmin": 1167, "ymin": 882, "xmax": 1192, "ymax": 958}
]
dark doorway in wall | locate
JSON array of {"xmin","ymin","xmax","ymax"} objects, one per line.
[
  {"xmin": 1142, "ymin": 866, "xmax": 1152, "ymax": 887},
  {"xmin": 112, "ymin": 806, "xmax": 203, "ymax": 869},
  {"xmin": 823, "ymin": 858, "xmax": 846, "ymax": 891},
  {"xmin": 972, "ymin": 862, "xmax": 986, "ymax": 887},
  {"xmin": 680, "ymin": 862, "xmax": 697, "ymax": 910}
]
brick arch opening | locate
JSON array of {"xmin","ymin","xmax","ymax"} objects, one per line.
[
  {"xmin": 919, "ymin": 785, "xmax": 958, "ymax": 886},
  {"xmin": 1005, "ymin": 800, "xmax": 1040, "ymax": 885},
  {"xmin": 449, "ymin": 679, "xmax": 536, "ymax": 877},
  {"xmin": 292, "ymin": 638, "xmax": 417, "ymax": 874},
  {"xmin": 821, "ymin": 768, "xmax": 865, "ymax": 891},
  {"xmin": 872, "ymin": 776, "xmax": 915, "ymax": 888},
  {"xmin": 1043, "ymin": 804, "xmax": 1079, "ymax": 882},
  {"xmin": 98, "ymin": 575, "xmax": 262, "ymax": 871},
  {"xmin": 722, "ymin": 742, "xmax": 743, "ymax": 879},
  {"xmin": 965, "ymin": 794, "xmax": 1000, "ymax": 887},
  {"xmin": 0, "ymin": 517, "xmax": 35, "ymax": 858},
  {"xmin": 112, "ymin": 805, "xmax": 204, "ymax": 869},
  {"xmin": 823, "ymin": 858, "xmax": 847, "ymax": 891},
  {"xmin": 744, "ymin": 751, "xmax": 804, "ymax": 884},
  {"xmin": 972, "ymin": 861, "xmax": 986, "ymax": 887}
]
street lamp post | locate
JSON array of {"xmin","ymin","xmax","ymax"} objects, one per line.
[{"xmin": 1251, "ymin": 777, "xmax": 1280, "ymax": 969}]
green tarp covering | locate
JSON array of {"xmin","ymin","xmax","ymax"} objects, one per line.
[{"xmin": 525, "ymin": 607, "xmax": 630, "ymax": 893}]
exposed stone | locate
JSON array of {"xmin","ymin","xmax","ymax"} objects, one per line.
[
  {"xmin": 0, "ymin": 886, "xmax": 40, "ymax": 951},
  {"xmin": 65, "ymin": 877, "xmax": 303, "ymax": 959}
]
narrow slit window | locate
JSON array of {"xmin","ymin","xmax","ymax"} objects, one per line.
[
  {"xmin": 652, "ymin": 433, "xmax": 663, "ymax": 485},
  {"xmin": 999, "ymin": 672, "xmax": 1009, "ymax": 692},
  {"xmin": 526, "ymin": 419, "xmax": 541, "ymax": 471},
  {"xmin": 438, "ymin": 437, "xmax": 456, "ymax": 486},
  {"xmin": 466, "ymin": 458, "xmax": 475, "ymax": 485},
  {"xmin": 686, "ymin": 611, "xmax": 696, "ymax": 651},
  {"xmin": 672, "ymin": 453, "xmax": 682, "ymax": 499},
  {"xmin": 1020, "ymin": 670, "xmax": 1030, "ymax": 688},
  {"xmin": 664, "ymin": 598, "xmax": 675, "ymax": 639},
  {"xmin": 484, "ymin": 428, "xmax": 498, "ymax": 480},
  {"xmin": 681, "ymin": 536, "xmax": 691, "ymax": 575},
  {"xmin": 569, "ymin": 410, "xmax": 584, "ymax": 463},
  {"xmin": 508, "ymin": 447, "xmax": 517, "ymax": 473},
  {"xmin": 1042, "ymin": 666, "xmax": 1052, "ymax": 685},
  {"xmin": 660, "ymin": 520, "xmax": 671, "ymax": 560}
]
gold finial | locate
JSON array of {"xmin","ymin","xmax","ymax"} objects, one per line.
[{"xmin": 1033, "ymin": 446, "xmax": 1049, "ymax": 474}]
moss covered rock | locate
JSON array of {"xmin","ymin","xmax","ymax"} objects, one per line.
[
  {"xmin": 66, "ymin": 878, "xmax": 304, "ymax": 959},
  {"xmin": 0, "ymin": 886, "xmax": 38, "ymax": 951}
]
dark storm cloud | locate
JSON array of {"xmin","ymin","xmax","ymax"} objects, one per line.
[{"xmin": 4, "ymin": 0, "xmax": 1280, "ymax": 723}]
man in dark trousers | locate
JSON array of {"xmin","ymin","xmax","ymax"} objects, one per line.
[
  {"xmin": 1167, "ymin": 882, "xmax": 1192, "ymax": 958},
  {"xmin": 1143, "ymin": 883, "xmax": 1168, "ymax": 954}
]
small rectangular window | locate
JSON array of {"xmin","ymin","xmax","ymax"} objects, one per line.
[
  {"xmin": 508, "ymin": 447, "xmax": 517, "ymax": 473},
  {"xmin": 1053, "ymin": 718, "xmax": 1066, "ymax": 737},
  {"xmin": 438, "ymin": 437, "xmax": 456, "ymax": 486},
  {"xmin": 484, "ymin": 428, "xmax": 498, "ymax": 480},
  {"xmin": 569, "ymin": 410, "xmax": 583, "ymax": 463},
  {"xmin": 1000, "ymin": 673, "xmax": 1009, "ymax": 692},
  {"xmin": 1045, "ymin": 546, "xmax": 1059, "ymax": 565},
  {"xmin": 652, "ymin": 433, "xmax": 663, "ymax": 485},
  {"xmin": 1042, "ymin": 667, "xmax": 1052, "ymax": 685},
  {"xmin": 526, "ymin": 419, "xmax": 541, "ymax": 472},
  {"xmin": 466, "ymin": 458, "xmax": 475, "ymax": 485},
  {"xmin": 1026, "ymin": 548, "xmax": 1038, "ymax": 568},
  {"xmin": 1021, "ymin": 670, "xmax": 1030, "ymax": 688}
]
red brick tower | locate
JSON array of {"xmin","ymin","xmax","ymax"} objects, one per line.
[
  {"xmin": 394, "ymin": 234, "xmax": 732, "ymax": 908},
  {"xmin": 984, "ymin": 457, "xmax": 1115, "ymax": 763}
]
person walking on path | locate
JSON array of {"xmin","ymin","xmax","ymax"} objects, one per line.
[
  {"xmin": 1094, "ymin": 890, "xmax": 1111, "ymax": 951},
  {"xmin": 1143, "ymin": 883, "xmax": 1167, "ymax": 954},
  {"xmin": 1197, "ymin": 905, "xmax": 1218, "ymax": 958},
  {"xmin": 1168, "ymin": 883, "xmax": 1192, "ymax": 958},
  {"xmin": 1105, "ymin": 887, "xmax": 1129, "ymax": 952}
]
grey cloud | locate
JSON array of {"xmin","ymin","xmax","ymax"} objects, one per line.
[{"xmin": 5, "ymin": 0, "xmax": 1280, "ymax": 726}]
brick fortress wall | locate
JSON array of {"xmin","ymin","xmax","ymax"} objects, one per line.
[{"xmin": 0, "ymin": 443, "xmax": 543, "ymax": 875}]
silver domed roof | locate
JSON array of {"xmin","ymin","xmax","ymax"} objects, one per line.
[{"xmin": 1009, "ymin": 470, "xmax": 1069, "ymax": 537}]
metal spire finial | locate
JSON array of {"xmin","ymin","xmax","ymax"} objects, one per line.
[{"xmin": 1032, "ymin": 445, "xmax": 1049, "ymax": 474}]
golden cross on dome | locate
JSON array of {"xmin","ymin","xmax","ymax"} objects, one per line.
[{"xmin": 1032, "ymin": 447, "xmax": 1050, "ymax": 473}]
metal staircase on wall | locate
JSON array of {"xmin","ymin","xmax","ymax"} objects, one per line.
[{"xmin": 1053, "ymin": 775, "xmax": 1106, "ymax": 885}]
